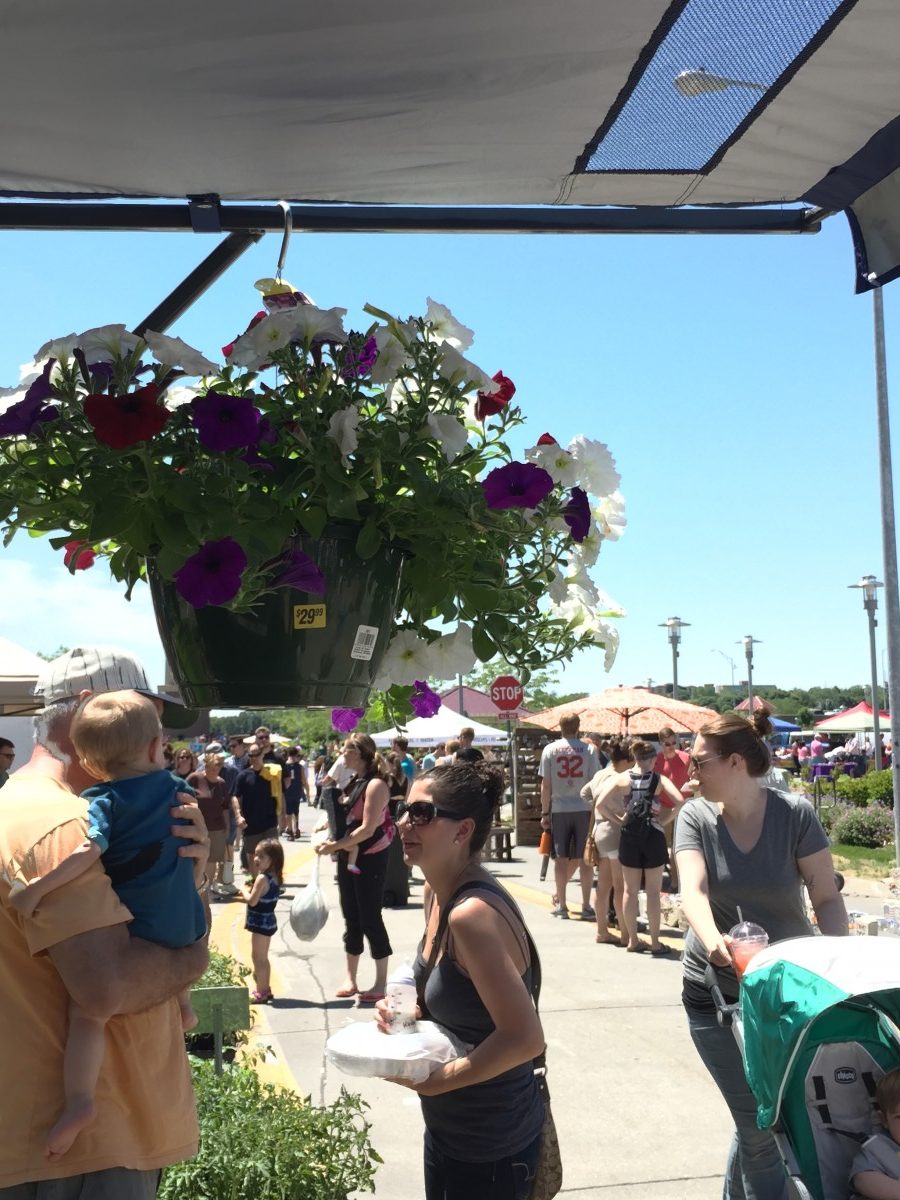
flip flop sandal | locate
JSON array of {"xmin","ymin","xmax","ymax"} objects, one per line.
[
  {"xmin": 651, "ymin": 945, "xmax": 673, "ymax": 957},
  {"xmin": 357, "ymin": 991, "xmax": 386, "ymax": 1004},
  {"xmin": 626, "ymin": 943, "xmax": 648, "ymax": 953},
  {"xmin": 250, "ymin": 989, "xmax": 273, "ymax": 1003},
  {"xmin": 335, "ymin": 985, "xmax": 358, "ymax": 998}
]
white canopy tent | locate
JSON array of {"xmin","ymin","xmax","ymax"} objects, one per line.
[
  {"xmin": 370, "ymin": 705, "xmax": 507, "ymax": 749},
  {"xmin": 0, "ymin": 638, "xmax": 44, "ymax": 717}
]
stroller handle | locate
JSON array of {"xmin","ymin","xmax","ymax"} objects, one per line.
[{"xmin": 703, "ymin": 964, "xmax": 740, "ymax": 1028}]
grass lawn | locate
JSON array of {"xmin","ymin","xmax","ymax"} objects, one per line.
[{"xmin": 831, "ymin": 842, "xmax": 897, "ymax": 877}]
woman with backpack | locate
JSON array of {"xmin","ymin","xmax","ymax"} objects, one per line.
[{"xmin": 613, "ymin": 739, "xmax": 684, "ymax": 955}]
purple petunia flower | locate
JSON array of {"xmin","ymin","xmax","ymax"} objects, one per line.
[
  {"xmin": 192, "ymin": 390, "xmax": 261, "ymax": 452},
  {"xmin": 272, "ymin": 549, "xmax": 326, "ymax": 594},
  {"xmin": 72, "ymin": 349, "xmax": 116, "ymax": 387},
  {"xmin": 0, "ymin": 365, "xmax": 60, "ymax": 436},
  {"xmin": 410, "ymin": 680, "xmax": 441, "ymax": 719},
  {"xmin": 343, "ymin": 336, "xmax": 378, "ymax": 379},
  {"xmin": 174, "ymin": 537, "xmax": 247, "ymax": 607},
  {"xmin": 481, "ymin": 461, "xmax": 555, "ymax": 511},
  {"xmin": 563, "ymin": 487, "xmax": 591, "ymax": 543},
  {"xmin": 331, "ymin": 708, "xmax": 365, "ymax": 733}
]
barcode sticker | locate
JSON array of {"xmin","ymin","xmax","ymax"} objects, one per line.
[{"xmin": 350, "ymin": 624, "xmax": 379, "ymax": 661}]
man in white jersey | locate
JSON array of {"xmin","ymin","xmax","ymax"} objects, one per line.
[{"xmin": 538, "ymin": 712, "xmax": 600, "ymax": 919}]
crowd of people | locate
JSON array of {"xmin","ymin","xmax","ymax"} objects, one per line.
[{"xmin": 0, "ymin": 648, "xmax": 864, "ymax": 1200}]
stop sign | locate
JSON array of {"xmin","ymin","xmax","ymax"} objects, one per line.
[{"xmin": 490, "ymin": 675, "xmax": 524, "ymax": 712}]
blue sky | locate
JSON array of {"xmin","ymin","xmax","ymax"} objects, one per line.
[{"xmin": 0, "ymin": 213, "xmax": 894, "ymax": 698}]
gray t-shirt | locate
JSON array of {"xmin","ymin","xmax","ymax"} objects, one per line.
[
  {"xmin": 538, "ymin": 737, "xmax": 600, "ymax": 814},
  {"xmin": 674, "ymin": 790, "xmax": 828, "ymax": 993},
  {"xmin": 852, "ymin": 1132, "xmax": 900, "ymax": 1182}
]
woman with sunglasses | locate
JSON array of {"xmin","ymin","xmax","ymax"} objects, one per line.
[
  {"xmin": 315, "ymin": 734, "xmax": 394, "ymax": 1004},
  {"xmin": 381, "ymin": 762, "xmax": 545, "ymax": 1200},
  {"xmin": 674, "ymin": 711, "xmax": 847, "ymax": 1200},
  {"xmin": 173, "ymin": 747, "xmax": 197, "ymax": 778}
]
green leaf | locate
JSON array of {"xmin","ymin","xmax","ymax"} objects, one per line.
[
  {"xmin": 355, "ymin": 520, "xmax": 383, "ymax": 560},
  {"xmin": 296, "ymin": 506, "xmax": 327, "ymax": 539},
  {"xmin": 471, "ymin": 625, "xmax": 497, "ymax": 662}
]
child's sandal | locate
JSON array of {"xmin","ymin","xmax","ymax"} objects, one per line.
[{"xmin": 250, "ymin": 989, "xmax": 273, "ymax": 1003}]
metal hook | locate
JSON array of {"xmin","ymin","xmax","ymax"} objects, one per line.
[{"xmin": 275, "ymin": 201, "xmax": 292, "ymax": 281}]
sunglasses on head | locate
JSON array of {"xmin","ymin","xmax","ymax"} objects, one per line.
[{"xmin": 396, "ymin": 799, "xmax": 464, "ymax": 826}]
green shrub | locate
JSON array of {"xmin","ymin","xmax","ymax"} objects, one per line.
[
  {"xmin": 866, "ymin": 769, "xmax": 895, "ymax": 808},
  {"xmin": 818, "ymin": 804, "xmax": 850, "ymax": 836},
  {"xmin": 835, "ymin": 775, "xmax": 870, "ymax": 807},
  {"xmin": 831, "ymin": 806, "xmax": 895, "ymax": 849},
  {"xmin": 159, "ymin": 1060, "xmax": 381, "ymax": 1200}
]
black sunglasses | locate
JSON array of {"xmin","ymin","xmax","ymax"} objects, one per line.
[
  {"xmin": 248, "ymin": 751, "xmax": 263, "ymax": 759},
  {"xmin": 396, "ymin": 799, "xmax": 464, "ymax": 827}
]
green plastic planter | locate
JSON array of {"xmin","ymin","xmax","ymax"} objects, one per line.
[{"xmin": 148, "ymin": 526, "xmax": 404, "ymax": 708}]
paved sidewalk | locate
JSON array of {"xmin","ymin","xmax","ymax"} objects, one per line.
[{"xmin": 211, "ymin": 810, "xmax": 735, "ymax": 1199}]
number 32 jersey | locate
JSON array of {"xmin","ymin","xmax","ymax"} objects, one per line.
[{"xmin": 538, "ymin": 738, "xmax": 600, "ymax": 813}]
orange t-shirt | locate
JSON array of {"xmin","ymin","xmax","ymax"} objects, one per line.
[{"xmin": 0, "ymin": 771, "xmax": 198, "ymax": 1187}]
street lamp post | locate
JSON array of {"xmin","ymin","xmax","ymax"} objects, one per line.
[
  {"xmin": 660, "ymin": 617, "xmax": 690, "ymax": 700},
  {"xmin": 739, "ymin": 636, "xmax": 761, "ymax": 714},
  {"xmin": 848, "ymin": 575, "xmax": 884, "ymax": 770},
  {"xmin": 712, "ymin": 649, "xmax": 736, "ymax": 690}
]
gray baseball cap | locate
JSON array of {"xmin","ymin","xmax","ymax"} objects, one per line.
[{"xmin": 35, "ymin": 646, "xmax": 199, "ymax": 730}]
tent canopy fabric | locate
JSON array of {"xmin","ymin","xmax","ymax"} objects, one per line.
[
  {"xmin": 815, "ymin": 701, "xmax": 891, "ymax": 733},
  {"xmin": 370, "ymin": 705, "xmax": 507, "ymax": 749},
  {"xmin": 439, "ymin": 686, "xmax": 534, "ymax": 721},
  {"xmin": 1, "ymin": 2, "xmax": 900, "ymax": 284},
  {"xmin": 0, "ymin": 638, "xmax": 45, "ymax": 716},
  {"xmin": 526, "ymin": 686, "xmax": 718, "ymax": 736},
  {"xmin": 770, "ymin": 716, "xmax": 800, "ymax": 732}
]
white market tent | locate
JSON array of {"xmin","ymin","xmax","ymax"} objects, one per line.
[
  {"xmin": 370, "ymin": 706, "xmax": 507, "ymax": 749},
  {"xmin": 0, "ymin": 638, "xmax": 44, "ymax": 716}
]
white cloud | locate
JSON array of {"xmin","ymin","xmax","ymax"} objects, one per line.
[{"xmin": 0, "ymin": 556, "xmax": 168, "ymax": 687}]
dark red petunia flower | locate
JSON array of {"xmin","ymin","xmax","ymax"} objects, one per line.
[
  {"xmin": 222, "ymin": 311, "xmax": 267, "ymax": 360},
  {"xmin": 62, "ymin": 540, "xmax": 96, "ymax": 570},
  {"xmin": 475, "ymin": 371, "xmax": 516, "ymax": 421},
  {"xmin": 537, "ymin": 432, "xmax": 558, "ymax": 446},
  {"xmin": 84, "ymin": 384, "xmax": 169, "ymax": 449}
]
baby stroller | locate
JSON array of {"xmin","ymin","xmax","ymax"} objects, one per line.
[{"xmin": 709, "ymin": 936, "xmax": 900, "ymax": 1200}]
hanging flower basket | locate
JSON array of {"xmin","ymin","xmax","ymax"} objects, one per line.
[
  {"xmin": 148, "ymin": 525, "xmax": 405, "ymax": 708},
  {"xmin": 0, "ymin": 287, "xmax": 627, "ymax": 722}
]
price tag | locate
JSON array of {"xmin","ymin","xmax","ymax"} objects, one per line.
[
  {"xmin": 350, "ymin": 624, "xmax": 379, "ymax": 661},
  {"xmin": 293, "ymin": 604, "xmax": 327, "ymax": 629}
]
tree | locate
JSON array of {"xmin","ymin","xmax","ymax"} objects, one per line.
[{"xmin": 36, "ymin": 645, "xmax": 70, "ymax": 662}]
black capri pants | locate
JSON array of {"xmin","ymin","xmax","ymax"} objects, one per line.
[{"xmin": 336, "ymin": 845, "xmax": 393, "ymax": 960}]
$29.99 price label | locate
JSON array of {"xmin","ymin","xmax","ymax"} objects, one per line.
[{"xmin": 293, "ymin": 604, "xmax": 326, "ymax": 629}]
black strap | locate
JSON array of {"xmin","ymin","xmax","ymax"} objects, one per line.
[
  {"xmin": 417, "ymin": 879, "xmax": 545, "ymax": 1067},
  {"xmin": 812, "ymin": 1075, "xmax": 832, "ymax": 1126}
]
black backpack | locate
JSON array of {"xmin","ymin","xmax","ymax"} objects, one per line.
[{"xmin": 621, "ymin": 771, "xmax": 660, "ymax": 836}]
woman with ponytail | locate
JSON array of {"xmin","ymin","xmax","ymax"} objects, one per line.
[
  {"xmin": 381, "ymin": 760, "xmax": 545, "ymax": 1199},
  {"xmin": 675, "ymin": 711, "xmax": 847, "ymax": 1200}
]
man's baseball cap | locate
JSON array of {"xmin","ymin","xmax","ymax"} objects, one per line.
[{"xmin": 34, "ymin": 646, "xmax": 199, "ymax": 730}]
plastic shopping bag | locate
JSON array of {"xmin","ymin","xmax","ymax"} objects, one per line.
[{"xmin": 289, "ymin": 852, "xmax": 329, "ymax": 941}]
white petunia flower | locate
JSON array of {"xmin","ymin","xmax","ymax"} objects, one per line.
[
  {"xmin": 162, "ymin": 384, "xmax": 199, "ymax": 410},
  {"xmin": 567, "ymin": 521, "xmax": 603, "ymax": 569},
  {"xmin": 568, "ymin": 435, "xmax": 621, "ymax": 500},
  {"xmin": 424, "ymin": 413, "xmax": 469, "ymax": 463},
  {"xmin": 525, "ymin": 442, "xmax": 579, "ymax": 489},
  {"xmin": 369, "ymin": 324, "xmax": 413, "ymax": 385},
  {"xmin": 548, "ymin": 566, "xmax": 569, "ymax": 605},
  {"xmin": 437, "ymin": 342, "xmax": 499, "ymax": 396},
  {"xmin": 427, "ymin": 623, "xmax": 477, "ymax": 680},
  {"xmin": 285, "ymin": 304, "xmax": 348, "ymax": 344},
  {"xmin": 78, "ymin": 324, "xmax": 143, "ymax": 361},
  {"xmin": 33, "ymin": 333, "xmax": 79, "ymax": 361},
  {"xmin": 379, "ymin": 630, "xmax": 435, "ymax": 686},
  {"xmin": 594, "ymin": 490, "xmax": 626, "ymax": 541},
  {"xmin": 424, "ymin": 298, "xmax": 474, "ymax": 351},
  {"xmin": 327, "ymin": 405, "xmax": 360, "ymax": 463},
  {"xmin": 143, "ymin": 331, "xmax": 218, "ymax": 376}
]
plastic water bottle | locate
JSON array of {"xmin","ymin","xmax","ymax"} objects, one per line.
[{"xmin": 385, "ymin": 963, "xmax": 417, "ymax": 1034}]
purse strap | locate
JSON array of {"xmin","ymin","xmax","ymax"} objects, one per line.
[{"xmin": 417, "ymin": 879, "xmax": 546, "ymax": 1070}]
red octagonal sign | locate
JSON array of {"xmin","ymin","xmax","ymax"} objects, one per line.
[{"xmin": 490, "ymin": 675, "xmax": 524, "ymax": 712}]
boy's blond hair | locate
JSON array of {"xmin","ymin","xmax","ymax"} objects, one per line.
[
  {"xmin": 877, "ymin": 1067, "xmax": 900, "ymax": 1115},
  {"xmin": 71, "ymin": 690, "xmax": 162, "ymax": 779}
]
